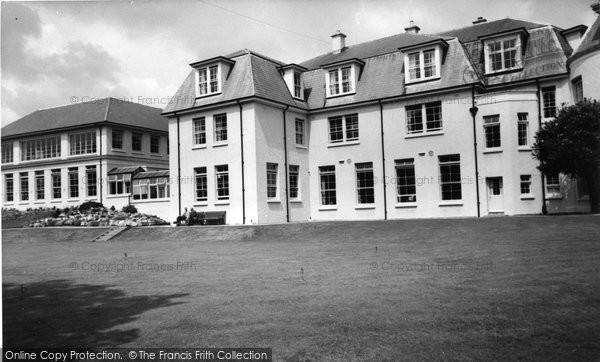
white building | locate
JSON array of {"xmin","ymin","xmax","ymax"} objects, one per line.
[
  {"xmin": 1, "ymin": 98, "xmax": 170, "ymax": 216},
  {"xmin": 163, "ymin": 13, "xmax": 599, "ymax": 225}
]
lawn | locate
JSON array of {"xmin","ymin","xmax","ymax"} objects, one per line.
[{"xmin": 3, "ymin": 216, "xmax": 600, "ymax": 360}]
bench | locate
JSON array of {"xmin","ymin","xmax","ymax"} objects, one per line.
[{"xmin": 188, "ymin": 211, "xmax": 226, "ymax": 226}]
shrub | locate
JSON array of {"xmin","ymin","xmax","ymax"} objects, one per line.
[
  {"xmin": 110, "ymin": 205, "xmax": 116, "ymax": 211},
  {"xmin": 88, "ymin": 221, "xmax": 100, "ymax": 227},
  {"xmin": 46, "ymin": 219, "xmax": 56, "ymax": 227},
  {"xmin": 79, "ymin": 201, "xmax": 104, "ymax": 213},
  {"xmin": 52, "ymin": 209, "xmax": 61, "ymax": 218},
  {"xmin": 72, "ymin": 219, "xmax": 81, "ymax": 227},
  {"xmin": 122, "ymin": 204, "xmax": 137, "ymax": 214}
]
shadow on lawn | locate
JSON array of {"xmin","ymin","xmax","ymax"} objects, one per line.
[{"xmin": 3, "ymin": 279, "xmax": 188, "ymax": 347}]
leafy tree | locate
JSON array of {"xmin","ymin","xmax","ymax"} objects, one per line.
[{"xmin": 533, "ymin": 99, "xmax": 600, "ymax": 213}]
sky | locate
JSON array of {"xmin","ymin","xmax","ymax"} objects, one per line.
[{"xmin": 1, "ymin": 0, "xmax": 598, "ymax": 127}]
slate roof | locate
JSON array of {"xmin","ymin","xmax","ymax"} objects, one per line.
[
  {"xmin": 163, "ymin": 50, "xmax": 305, "ymax": 115},
  {"xmin": 570, "ymin": 14, "xmax": 600, "ymax": 63},
  {"xmin": 437, "ymin": 18, "xmax": 547, "ymax": 42},
  {"xmin": 133, "ymin": 170, "xmax": 170, "ymax": 179},
  {"xmin": 107, "ymin": 166, "xmax": 145, "ymax": 175},
  {"xmin": 2, "ymin": 97, "xmax": 167, "ymax": 139}
]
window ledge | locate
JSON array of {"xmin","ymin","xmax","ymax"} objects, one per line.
[
  {"xmin": 50, "ymin": 200, "xmax": 62, "ymax": 203},
  {"xmin": 267, "ymin": 199, "xmax": 281, "ymax": 204},
  {"xmin": 131, "ymin": 151, "xmax": 144, "ymax": 155},
  {"xmin": 546, "ymin": 195, "xmax": 563, "ymax": 200},
  {"xmin": 296, "ymin": 145, "xmax": 308, "ymax": 150},
  {"xmin": 111, "ymin": 148, "xmax": 126, "ymax": 153},
  {"xmin": 439, "ymin": 201, "xmax": 463, "ymax": 207},
  {"xmin": 131, "ymin": 198, "xmax": 170, "ymax": 204},
  {"xmin": 355, "ymin": 204, "xmax": 376, "ymax": 210},
  {"xmin": 483, "ymin": 148, "xmax": 503, "ymax": 154},
  {"xmin": 395, "ymin": 203, "xmax": 417, "ymax": 208},
  {"xmin": 405, "ymin": 76, "xmax": 441, "ymax": 85},
  {"xmin": 520, "ymin": 195, "xmax": 535, "ymax": 200},
  {"xmin": 214, "ymin": 201, "xmax": 230, "ymax": 205},
  {"xmin": 192, "ymin": 145, "xmax": 207, "ymax": 150},
  {"xmin": 484, "ymin": 67, "xmax": 524, "ymax": 76},
  {"xmin": 195, "ymin": 92, "xmax": 222, "ymax": 99},
  {"xmin": 106, "ymin": 194, "xmax": 130, "ymax": 199},
  {"xmin": 193, "ymin": 202, "xmax": 208, "ymax": 207},
  {"xmin": 518, "ymin": 147, "xmax": 532, "ymax": 152},
  {"xmin": 34, "ymin": 201, "xmax": 46, "ymax": 204},
  {"xmin": 18, "ymin": 202, "xmax": 29, "ymax": 205},
  {"xmin": 292, "ymin": 96, "xmax": 305, "ymax": 101},
  {"xmin": 325, "ymin": 91, "xmax": 356, "ymax": 99},
  {"xmin": 213, "ymin": 142, "xmax": 229, "ymax": 148},
  {"xmin": 4, "ymin": 203, "xmax": 14, "ymax": 207},
  {"xmin": 318, "ymin": 206, "xmax": 337, "ymax": 211},
  {"xmin": 290, "ymin": 199, "xmax": 303, "ymax": 203},
  {"xmin": 405, "ymin": 131, "xmax": 444, "ymax": 139},
  {"xmin": 150, "ymin": 153, "xmax": 163, "ymax": 157},
  {"xmin": 67, "ymin": 199, "xmax": 80, "ymax": 202},
  {"xmin": 328, "ymin": 140, "xmax": 360, "ymax": 148}
]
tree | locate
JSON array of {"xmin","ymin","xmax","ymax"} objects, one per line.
[{"xmin": 533, "ymin": 99, "xmax": 600, "ymax": 213}]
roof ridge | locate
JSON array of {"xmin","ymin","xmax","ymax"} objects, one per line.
[
  {"xmin": 437, "ymin": 17, "xmax": 546, "ymax": 35},
  {"xmin": 248, "ymin": 53, "xmax": 257, "ymax": 96}
]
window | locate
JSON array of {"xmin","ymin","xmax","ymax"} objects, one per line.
[
  {"xmin": 407, "ymin": 49, "xmax": 439, "ymax": 81},
  {"xmin": 319, "ymin": 165, "xmax": 336, "ymax": 206},
  {"xmin": 520, "ymin": 175, "xmax": 532, "ymax": 195},
  {"xmin": 267, "ymin": 163, "xmax": 278, "ymax": 199},
  {"xmin": 86, "ymin": 166, "xmax": 97, "ymax": 197},
  {"xmin": 395, "ymin": 159, "xmax": 416, "ymax": 203},
  {"xmin": 215, "ymin": 165, "xmax": 229, "ymax": 200},
  {"xmin": 35, "ymin": 170, "xmax": 44, "ymax": 200},
  {"xmin": 21, "ymin": 136, "xmax": 60, "ymax": 161},
  {"xmin": 573, "ymin": 77, "xmax": 584, "ymax": 104},
  {"xmin": 327, "ymin": 67, "xmax": 354, "ymax": 96},
  {"xmin": 150, "ymin": 135, "xmax": 160, "ymax": 154},
  {"xmin": 20, "ymin": 172, "xmax": 29, "ymax": 201},
  {"xmin": 214, "ymin": 114, "xmax": 227, "ymax": 142},
  {"xmin": 51, "ymin": 169, "xmax": 61, "ymax": 199},
  {"xmin": 69, "ymin": 131, "xmax": 96, "ymax": 156},
  {"xmin": 407, "ymin": 102, "xmax": 443, "ymax": 134},
  {"xmin": 293, "ymin": 71, "xmax": 302, "ymax": 98},
  {"xmin": 5, "ymin": 174, "xmax": 14, "ymax": 202},
  {"xmin": 542, "ymin": 86, "xmax": 556, "ymax": 118},
  {"xmin": 193, "ymin": 117, "xmax": 206, "ymax": 145},
  {"xmin": 577, "ymin": 177, "xmax": 589, "ymax": 198},
  {"xmin": 517, "ymin": 113, "xmax": 529, "ymax": 147},
  {"xmin": 108, "ymin": 174, "xmax": 131, "ymax": 195},
  {"xmin": 2, "ymin": 142, "xmax": 13, "ymax": 163},
  {"xmin": 355, "ymin": 162, "xmax": 375, "ymax": 204},
  {"xmin": 439, "ymin": 154, "xmax": 462, "ymax": 201},
  {"xmin": 132, "ymin": 132, "xmax": 142, "ymax": 152},
  {"xmin": 289, "ymin": 165, "xmax": 299, "ymax": 199},
  {"xmin": 295, "ymin": 119, "xmax": 305, "ymax": 145},
  {"xmin": 546, "ymin": 174, "xmax": 561, "ymax": 196},
  {"xmin": 194, "ymin": 167, "xmax": 207, "ymax": 202},
  {"xmin": 198, "ymin": 65, "xmax": 220, "ymax": 96},
  {"xmin": 132, "ymin": 177, "xmax": 169, "ymax": 200},
  {"xmin": 486, "ymin": 37, "xmax": 519, "ymax": 73},
  {"xmin": 328, "ymin": 114, "xmax": 359, "ymax": 143},
  {"xmin": 68, "ymin": 167, "xmax": 79, "ymax": 198},
  {"xmin": 484, "ymin": 115, "xmax": 501, "ymax": 149},
  {"xmin": 112, "ymin": 130, "xmax": 123, "ymax": 149}
]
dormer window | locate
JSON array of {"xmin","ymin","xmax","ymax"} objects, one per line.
[
  {"xmin": 198, "ymin": 65, "xmax": 220, "ymax": 96},
  {"xmin": 321, "ymin": 58, "xmax": 364, "ymax": 98},
  {"xmin": 479, "ymin": 29, "xmax": 528, "ymax": 75},
  {"xmin": 278, "ymin": 63, "xmax": 307, "ymax": 100},
  {"xmin": 400, "ymin": 40, "xmax": 446, "ymax": 84},
  {"xmin": 190, "ymin": 56, "xmax": 235, "ymax": 98},
  {"xmin": 293, "ymin": 71, "xmax": 302, "ymax": 98}
]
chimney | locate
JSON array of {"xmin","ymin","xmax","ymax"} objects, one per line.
[
  {"xmin": 404, "ymin": 20, "xmax": 421, "ymax": 34},
  {"xmin": 473, "ymin": 17, "xmax": 487, "ymax": 24},
  {"xmin": 592, "ymin": 2, "xmax": 600, "ymax": 14},
  {"xmin": 331, "ymin": 30, "xmax": 347, "ymax": 54}
]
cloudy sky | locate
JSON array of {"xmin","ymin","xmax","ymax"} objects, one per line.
[{"xmin": 1, "ymin": 0, "xmax": 597, "ymax": 127}]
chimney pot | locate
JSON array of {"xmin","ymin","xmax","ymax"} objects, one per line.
[
  {"xmin": 473, "ymin": 17, "xmax": 487, "ymax": 24},
  {"xmin": 331, "ymin": 30, "xmax": 347, "ymax": 54},
  {"xmin": 404, "ymin": 21, "xmax": 421, "ymax": 34}
]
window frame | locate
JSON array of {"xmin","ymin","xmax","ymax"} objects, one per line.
[
  {"xmin": 107, "ymin": 174, "xmax": 131, "ymax": 195},
  {"xmin": 328, "ymin": 114, "xmax": 359, "ymax": 144},
  {"xmin": 197, "ymin": 65, "xmax": 221, "ymax": 97},
  {"xmin": 517, "ymin": 113, "xmax": 529, "ymax": 147},
  {"xmin": 21, "ymin": 136, "xmax": 61, "ymax": 161},
  {"xmin": 573, "ymin": 77, "xmax": 584, "ymax": 104},
  {"xmin": 405, "ymin": 48, "xmax": 441, "ymax": 83},
  {"xmin": 520, "ymin": 174, "xmax": 532, "ymax": 196},
  {"xmin": 542, "ymin": 86, "xmax": 557, "ymax": 119},
  {"xmin": 546, "ymin": 173, "xmax": 561, "ymax": 197},
  {"xmin": 194, "ymin": 167, "xmax": 208, "ymax": 202},
  {"xmin": 295, "ymin": 118, "xmax": 305, "ymax": 146},
  {"xmin": 484, "ymin": 35, "xmax": 522, "ymax": 74},
  {"xmin": 68, "ymin": 167, "xmax": 79, "ymax": 199},
  {"xmin": 35, "ymin": 170, "xmax": 45, "ymax": 200},
  {"xmin": 2, "ymin": 142, "xmax": 13, "ymax": 164},
  {"xmin": 438, "ymin": 154, "xmax": 462, "ymax": 201},
  {"xmin": 86, "ymin": 165, "xmax": 97, "ymax": 197},
  {"xmin": 266, "ymin": 163, "xmax": 279, "ymax": 200},
  {"xmin": 293, "ymin": 71, "xmax": 302, "ymax": 99},
  {"xmin": 112, "ymin": 129, "xmax": 124, "ymax": 150},
  {"xmin": 51, "ymin": 169, "xmax": 61, "ymax": 199},
  {"xmin": 214, "ymin": 113, "xmax": 228, "ymax": 143},
  {"xmin": 131, "ymin": 132, "xmax": 143, "ymax": 152},
  {"xmin": 20, "ymin": 172, "xmax": 29, "ymax": 201},
  {"xmin": 150, "ymin": 135, "xmax": 161, "ymax": 154},
  {"xmin": 326, "ymin": 66, "xmax": 355, "ymax": 97},
  {"xmin": 355, "ymin": 162, "xmax": 375, "ymax": 205},
  {"xmin": 5, "ymin": 174, "xmax": 14, "ymax": 202},
  {"xmin": 69, "ymin": 131, "xmax": 97, "ymax": 156},
  {"xmin": 395, "ymin": 159, "xmax": 417, "ymax": 203},
  {"xmin": 483, "ymin": 115, "xmax": 501, "ymax": 149},
  {"xmin": 193, "ymin": 117, "xmax": 207, "ymax": 146},
  {"xmin": 319, "ymin": 165, "xmax": 337, "ymax": 206},
  {"xmin": 289, "ymin": 165, "xmax": 300, "ymax": 200},
  {"xmin": 215, "ymin": 165, "xmax": 229, "ymax": 201}
]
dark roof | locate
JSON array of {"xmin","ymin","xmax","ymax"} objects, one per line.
[
  {"xmin": 163, "ymin": 50, "xmax": 305, "ymax": 115},
  {"xmin": 133, "ymin": 170, "xmax": 170, "ymax": 179},
  {"xmin": 299, "ymin": 32, "xmax": 444, "ymax": 70},
  {"xmin": 107, "ymin": 166, "xmax": 145, "ymax": 175},
  {"xmin": 437, "ymin": 18, "xmax": 547, "ymax": 42},
  {"xmin": 2, "ymin": 97, "xmax": 167, "ymax": 138},
  {"xmin": 570, "ymin": 15, "xmax": 600, "ymax": 63}
]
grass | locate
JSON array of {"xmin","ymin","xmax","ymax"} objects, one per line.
[{"xmin": 3, "ymin": 216, "xmax": 600, "ymax": 360}]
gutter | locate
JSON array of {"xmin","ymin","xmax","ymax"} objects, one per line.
[
  {"xmin": 378, "ymin": 100, "xmax": 388, "ymax": 220},
  {"xmin": 176, "ymin": 112, "xmax": 182, "ymax": 217},
  {"xmin": 536, "ymin": 80, "xmax": 547, "ymax": 214},
  {"xmin": 237, "ymin": 100, "xmax": 246, "ymax": 224},
  {"xmin": 469, "ymin": 85, "xmax": 481, "ymax": 217},
  {"xmin": 282, "ymin": 105, "xmax": 290, "ymax": 222}
]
